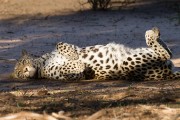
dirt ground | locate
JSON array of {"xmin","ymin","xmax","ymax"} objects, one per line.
[{"xmin": 0, "ymin": 0, "xmax": 180, "ymax": 119}]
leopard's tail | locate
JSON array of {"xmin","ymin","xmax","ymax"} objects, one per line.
[
  {"xmin": 167, "ymin": 71, "xmax": 180, "ymax": 80},
  {"xmin": 171, "ymin": 71, "xmax": 180, "ymax": 80}
]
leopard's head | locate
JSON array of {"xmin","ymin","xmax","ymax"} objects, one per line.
[{"xmin": 12, "ymin": 50, "xmax": 37, "ymax": 79}]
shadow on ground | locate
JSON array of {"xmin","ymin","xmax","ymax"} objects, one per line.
[{"xmin": 0, "ymin": 79, "xmax": 179, "ymax": 117}]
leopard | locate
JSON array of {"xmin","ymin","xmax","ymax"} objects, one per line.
[
  {"xmin": 12, "ymin": 42, "xmax": 85, "ymax": 81},
  {"xmin": 73, "ymin": 27, "xmax": 179, "ymax": 81},
  {"xmin": 13, "ymin": 27, "xmax": 180, "ymax": 81}
]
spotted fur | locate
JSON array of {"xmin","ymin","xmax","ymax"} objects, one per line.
[
  {"xmin": 12, "ymin": 44, "xmax": 85, "ymax": 81},
  {"xmin": 74, "ymin": 27, "xmax": 179, "ymax": 80},
  {"xmin": 13, "ymin": 27, "xmax": 180, "ymax": 81}
]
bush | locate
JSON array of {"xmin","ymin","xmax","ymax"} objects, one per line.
[{"xmin": 88, "ymin": 0, "xmax": 111, "ymax": 10}]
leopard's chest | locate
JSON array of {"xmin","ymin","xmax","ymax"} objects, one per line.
[{"xmin": 45, "ymin": 53, "xmax": 67, "ymax": 66}]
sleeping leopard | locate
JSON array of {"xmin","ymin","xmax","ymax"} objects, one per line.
[
  {"xmin": 12, "ymin": 42, "xmax": 85, "ymax": 81},
  {"xmin": 12, "ymin": 27, "xmax": 180, "ymax": 81}
]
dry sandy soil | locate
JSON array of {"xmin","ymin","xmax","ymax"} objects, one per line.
[{"xmin": 0, "ymin": 0, "xmax": 180, "ymax": 119}]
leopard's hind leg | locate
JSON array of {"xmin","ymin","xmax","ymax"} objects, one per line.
[
  {"xmin": 145, "ymin": 27, "xmax": 172, "ymax": 60},
  {"xmin": 145, "ymin": 27, "xmax": 179, "ymax": 80}
]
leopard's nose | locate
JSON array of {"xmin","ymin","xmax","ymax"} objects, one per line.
[{"xmin": 24, "ymin": 67, "xmax": 28, "ymax": 72}]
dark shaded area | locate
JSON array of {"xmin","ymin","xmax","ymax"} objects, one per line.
[
  {"xmin": 0, "ymin": 79, "xmax": 179, "ymax": 117},
  {"xmin": 88, "ymin": 0, "xmax": 180, "ymax": 10}
]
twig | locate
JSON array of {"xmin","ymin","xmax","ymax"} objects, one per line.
[{"xmin": 86, "ymin": 110, "xmax": 107, "ymax": 120}]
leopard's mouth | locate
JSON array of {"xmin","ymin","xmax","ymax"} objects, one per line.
[{"xmin": 23, "ymin": 66, "xmax": 37, "ymax": 79}]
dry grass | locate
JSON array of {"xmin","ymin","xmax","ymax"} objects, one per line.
[{"xmin": 0, "ymin": 79, "xmax": 179, "ymax": 119}]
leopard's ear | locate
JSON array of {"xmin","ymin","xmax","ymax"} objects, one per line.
[{"xmin": 21, "ymin": 49, "xmax": 28, "ymax": 56}]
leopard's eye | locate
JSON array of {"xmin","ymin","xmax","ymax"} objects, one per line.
[
  {"xmin": 17, "ymin": 71, "xmax": 21, "ymax": 77},
  {"xmin": 22, "ymin": 60, "xmax": 27, "ymax": 64},
  {"xmin": 23, "ymin": 59, "xmax": 31, "ymax": 64}
]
